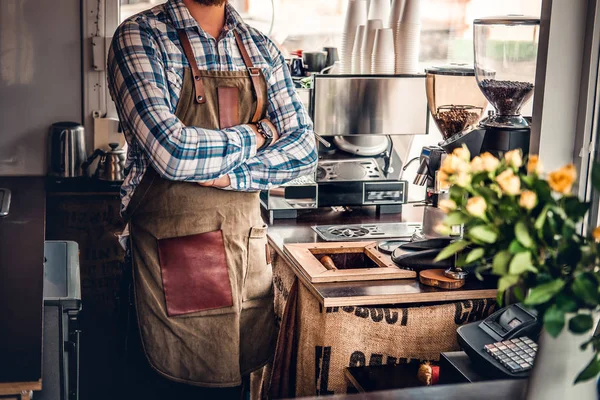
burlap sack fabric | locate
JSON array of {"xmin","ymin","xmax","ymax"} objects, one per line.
[{"xmin": 265, "ymin": 250, "xmax": 497, "ymax": 397}]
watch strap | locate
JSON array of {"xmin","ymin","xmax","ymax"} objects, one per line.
[{"xmin": 257, "ymin": 122, "xmax": 272, "ymax": 150}]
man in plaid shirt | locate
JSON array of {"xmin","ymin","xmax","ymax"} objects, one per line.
[
  {"xmin": 108, "ymin": 0, "xmax": 317, "ymax": 213},
  {"xmin": 107, "ymin": 0, "xmax": 317, "ymax": 397}
]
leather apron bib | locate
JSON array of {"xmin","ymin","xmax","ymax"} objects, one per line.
[{"xmin": 123, "ymin": 29, "xmax": 275, "ymax": 387}]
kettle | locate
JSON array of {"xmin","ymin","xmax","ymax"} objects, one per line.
[
  {"xmin": 48, "ymin": 122, "xmax": 87, "ymax": 177},
  {"xmin": 83, "ymin": 143, "xmax": 126, "ymax": 181}
]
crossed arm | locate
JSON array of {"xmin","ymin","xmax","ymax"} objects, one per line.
[{"xmin": 107, "ymin": 19, "xmax": 317, "ymax": 190}]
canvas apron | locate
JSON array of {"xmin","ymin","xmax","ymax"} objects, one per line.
[{"xmin": 122, "ymin": 28, "xmax": 275, "ymax": 388}]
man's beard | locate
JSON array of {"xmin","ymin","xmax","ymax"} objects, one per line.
[{"xmin": 191, "ymin": 0, "xmax": 227, "ymax": 5}]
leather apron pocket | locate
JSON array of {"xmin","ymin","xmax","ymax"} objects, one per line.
[
  {"xmin": 157, "ymin": 230, "xmax": 233, "ymax": 317},
  {"xmin": 243, "ymin": 224, "xmax": 273, "ymax": 305}
]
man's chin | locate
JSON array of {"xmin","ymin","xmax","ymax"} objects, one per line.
[{"xmin": 191, "ymin": 0, "xmax": 227, "ymax": 5}]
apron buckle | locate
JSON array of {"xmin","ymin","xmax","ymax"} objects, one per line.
[{"xmin": 248, "ymin": 67, "xmax": 261, "ymax": 77}]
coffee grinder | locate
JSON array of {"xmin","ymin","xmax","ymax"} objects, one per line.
[
  {"xmin": 395, "ymin": 65, "xmax": 489, "ymax": 282},
  {"xmin": 472, "ymin": 16, "xmax": 541, "ymax": 156},
  {"xmin": 415, "ymin": 65, "xmax": 490, "ymax": 239}
]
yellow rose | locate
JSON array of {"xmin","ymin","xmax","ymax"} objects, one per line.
[
  {"xmin": 455, "ymin": 172, "xmax": 472, "ymax": 188},
  {"xmin": 440, "ymin": 154, "xmax": 470, "ymax": 175},
  {"xmin": 453, "ymin": 145, "xmax": 470, "ymax": 162},
  {"xmin": 496, "ymin": 169, "xmax": 521, "ymax": 195},
  {"xmin": 435, "ymin": 223, "xmax": 452, "ymax": 236},
  {"xmin": 470, "ymin": 156, "xmax": 485, "ymax": 173},
  {"xmin": 466, "ymin": 196, "xmax": 487, "ymax": 218},
  {"xmin": 505, "ymin": 149, "xmax": 523, "ymax": 169},
  {"xmin": 437, "ymin": 170, "xmax": 450, "ymax": 190},
  {"xmin": 593, "ymin": 227, "xmax": 600, "ymax": 242},
  {"xmin": 480, "ymin": 152, "xmax": 500, "ymax": 172},
  {"xmin": 438, "ymin": 199, "xmax": 457, "ymax": 214},
  {"xmin": 519, "ymin": 190, "xmax": 538, "ymax": 210},
  {"xmin": 548, "ymin": 164, "xmax": 577, "ymax": 194},
  {"xmin": 527, "ymin": 155, "xmax": 542, "ymax": 175}
]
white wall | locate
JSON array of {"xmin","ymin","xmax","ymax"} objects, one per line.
[{"xmin": 0, "ymin": 0, "xmax": 82, "ymax": 175}]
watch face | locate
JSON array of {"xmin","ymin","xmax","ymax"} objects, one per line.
[{"xmin": 260, "ymin": 122, "xmax": 273, "ymax": 139}]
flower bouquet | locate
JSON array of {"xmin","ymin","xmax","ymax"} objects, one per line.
[{"xmin": 435, "ymin": 146, "xmax": 600, "ymax": 383}]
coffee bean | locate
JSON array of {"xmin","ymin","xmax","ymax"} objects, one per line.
[
  {"xmin": 433, "ymin": 105, "xmax": 482, "ymax": 139},
  {"xmin": 478, "ymin": 79, "xmax": 534, "ymax": 116}
]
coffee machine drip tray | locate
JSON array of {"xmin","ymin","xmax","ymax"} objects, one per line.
[
  {"xmin": 317, "ymin": 159, "xmax": 385, "ymax": 182},
  {"xmin": 313, "ymin": 222, "xmax": 422, "ymax": 242}
]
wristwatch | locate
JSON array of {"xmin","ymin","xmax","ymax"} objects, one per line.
[{"xmin": 256, "ymin": 121, "xmax": 273, "ymax": 150}]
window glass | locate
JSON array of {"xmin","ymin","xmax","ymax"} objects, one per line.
[{"xmin": 121, "ymin": 1, "xmax": 541, "ymax": 68}]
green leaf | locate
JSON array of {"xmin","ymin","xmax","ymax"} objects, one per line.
[
  {"xmin": 534, "ymin": 205, "xmax": 549, "ymax": 231},
  {"xmin": 555, "ymin": 293, "xmax": 578, "ymax": 313},
  {"xmin": 591, "ymin": 162, "xmax": 600, "ymax": 192},
  {"xmin": 475, "ymin": 186, "xmax": 500, "ymax": 205},
  {"xmin": 445, "ymin": 212, "xmax": 468, "ymax": 226},
  {"xmin": 572, "ymin": 274, "xmax": 599, "ymax": 307},
  {"xmin": 492, "ymin": 250, "xmax": 512, "ymax": 276},
  {"xmin": 521, "ymin": 175, "xmax": 535, "ymax": 187},
  {"xmin": 465, "ymin": 248, "xmax": 485, "ymax": 264},
  {"xmin": 575, "ymin": 356, "xmax": 600, "ymax": 383},
  {"xmin": 497, "ymin": 275, "xmax": 519, "ymax": 305},
  {"xmin": 544, "ymin": 305, "xmax": 565, "ymax": 338},
  {"xmin": 564, "ymin": 197, "xmax": 590, "ymax": 221},
  {"xmin": 569, "ymin": 314, "xmax": 594, "ymax": 334},
  {"xmin": 509, "ymin": 240, "xmax": 528, "ymax": 254},
  {"xmin": 524, "ymin": 279, "xmax": 565, "ymax": 306},
  {"xmin": 509, "ymin": 252, "xmax": 538, "ymax": 275},
  {"xmin": 434, "ymin": 240, "xmax": 470, "ymax": 262},
  {"xmin": 468, "ymin": 225, "xmax": 498, "ymax": 244},
  {"xmin": 515, "ymin": 221, "xmax": 534, "ymax": 248}
]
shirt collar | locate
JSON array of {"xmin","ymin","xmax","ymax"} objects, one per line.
[{"xmin": 166, "ymin": 0, "xmax": 243, "ymax": 32}]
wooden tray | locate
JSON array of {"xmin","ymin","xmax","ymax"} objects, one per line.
[{"xmin": 283, "ymin": 241, "xmax": 416, "ymax": 283}]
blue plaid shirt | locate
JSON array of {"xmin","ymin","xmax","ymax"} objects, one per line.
[{"xmin": 107, "ymin": 0, "xmax": 317, "ymax": 212}]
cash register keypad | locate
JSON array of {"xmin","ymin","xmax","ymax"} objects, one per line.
[{"xmin": 484, "ymin": 337, "xmax": 537, "ymax": 373}]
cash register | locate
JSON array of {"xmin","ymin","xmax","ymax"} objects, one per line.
[{"xmin": 457, "ymin": 303, "xmax": 541, "ymax": 379}]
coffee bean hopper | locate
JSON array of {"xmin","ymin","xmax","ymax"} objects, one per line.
[
  {"xmin": 473, "ymin": 15, "xmax": 541, "ymax": 157},
  {"xmin": 425, "ymin": 64, "xmax": 489, "ymax": 156}
]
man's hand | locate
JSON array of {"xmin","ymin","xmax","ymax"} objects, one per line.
[
  {"xmin": 198, "ymin": 175, "xmax": 231, "ymax": 188},
  {"xmin": 251, "ymin": 124, "xmax": 266, "ymax": 149}
]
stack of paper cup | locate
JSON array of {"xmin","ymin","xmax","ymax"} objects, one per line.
[
  {"xmin": 351, "ymin": 25, "xmax": 366, "ymax": 74},
  {"xmin": 371, "ymin": 28, "xmax": 395, "ymax": 74},
  {"xmin": 361, "ymin": 19, "xmax": 383, "ymax": 74},
  {"xmin": 389, "ymin": 0, "xmax": 405, "ymax": 42},
  {"xmin": 340, "ymin": 0, "xmax": 368, "ymax": 74},
  {"xmin": 368, "ymin": 0, "xmax": 391, "ymax": 28},
  {"xmin": 395, "ymin": 0, "xmax": 421, "ymax": 74}
]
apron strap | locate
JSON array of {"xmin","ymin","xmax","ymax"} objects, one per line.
[
  {"xmin": 233, "ymin": 30, "xmax": 265, "ymax": 123},
  {"xmin": 177, "ymin": 30, "xmax": 207, "ymax": 104}
]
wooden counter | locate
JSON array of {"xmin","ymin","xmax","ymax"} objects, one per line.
[
  {"xmin": 0, "ymin": 177, "xmax": 45, "ymax": 394},
  {"xmin": 303, "ymin": 379, "xmax": 527, "ymax": 400},
  {"xmin": 266, "ymin": 206, "xmax": 497, "ymax": 307}
]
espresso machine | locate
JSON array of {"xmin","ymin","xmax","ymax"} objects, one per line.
[{"xmin": 261, "ymin": 74, "xmax": 429, "ymax": 223}]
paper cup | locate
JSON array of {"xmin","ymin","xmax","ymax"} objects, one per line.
[
  {"xmin": 389, "ymin": 0, "xmax": 405, "ymax": 29},
  {"xmin": 341, "ymin": 0, "xmax": 368, "ymax": 73},
  {"xmin": 372, "ymin": 28, "xmax": 395, "ymax": 74},
  {"xmin": 368, "ymin": 0, "xmax": 392, "ymax": 28},
  {"xmin": 361, "ymin": 19, "xmax": 383, "ymax": 74},
  {"xmin": 401, "ymin": 0, "xmax": 421, "ymax": 24},
  {"xmin": 395, "ymin": 22, "xmax": 421, "ymax": 74},
  {"xmin": 351, "ymin": 25, "xmax": 366, "ymax": 74}
]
